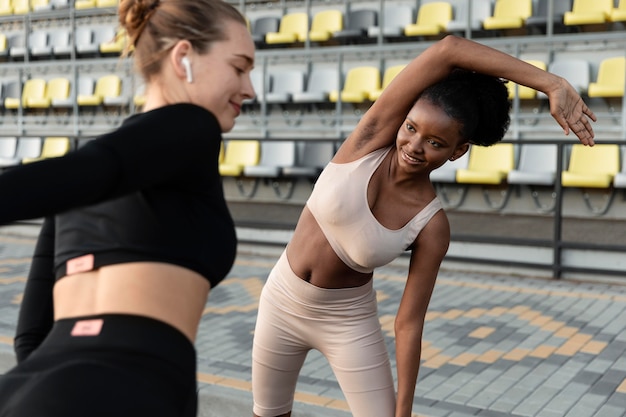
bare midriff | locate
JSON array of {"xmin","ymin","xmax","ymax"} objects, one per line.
[
  {"xmin": 286, "ymin": 207, "xmax": 373, "ymax": 289},
  {"xmin": 53, "ymin": 262, "xmax": 211, "ymax": 343}
]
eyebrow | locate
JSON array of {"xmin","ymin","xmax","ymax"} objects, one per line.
[{"xmin": 234, "ymin": 53, "xmax": 254, "ymax": 67}]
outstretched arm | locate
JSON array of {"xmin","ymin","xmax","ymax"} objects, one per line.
[{"xmin": 341, "ymin": 35, "xmax": 596, "ymax": 160}]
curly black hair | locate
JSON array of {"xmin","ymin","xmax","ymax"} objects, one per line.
[{"xmin": 418, "ymin": 69, "xmax": 511, "ymax": 147}]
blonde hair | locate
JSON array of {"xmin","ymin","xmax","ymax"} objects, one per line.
[{"xmin": 118, "ymin": 0, "xmax": 246, "ymax": 80}]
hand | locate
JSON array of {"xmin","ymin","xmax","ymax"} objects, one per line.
[{"xmin": 548, "ymin": 77, "xmax": 597, "ymax": 146}]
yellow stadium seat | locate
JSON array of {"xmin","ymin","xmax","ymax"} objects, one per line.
[
  {"xmin": 5, "ymin": 78, "xmax": 47, "ymax": 110},
  {"xmin": 610, "ymin": 0, "xmax": 626, "ymax": 22},
  {"xmin": 0, "ymin": 0, "xmax": 12, "ymax": 15},
  {"xmin": 77, "ymin": 74, "xmax": 121, "ymax": 107},
  {"xmin": 564, "ymin": 0, "xmax": 612, "ymax": 26},
  {"xmin": 329, "ymin": 66, "xmax": 380, "ymax": 103},
  {"xmin": 308, "ymin": 9, "xmax": 342, "ymax": 42},
  {"xmin": 265, "ymin": 13, "xmax": 309, "ymax": 45},
  {"xmin": 27, "ymin": 77, "xmax": 70, "ymax": 109},
  {"xmin": 368, "ymin": 65, "xmax": 405, "ymax": 101},
  {"xmin": 99, "ymin": 28, "xmax": 127, "ymax": 55},
  {"xmin": 404, "ymin": 2, "xmax": 453, "ymax": 37},
  {"xmin": 507, "ymin": 60, "xmax": 546, "ymax": 99},
  {"xmin": 96, "ymin": 0, "xmax": 117, "ymax": 7},
  {"xmin": 74, "ymin": 0, "xmax": 95, "ymax": 9},
  {"xmin": 588, "ymin": 56, "xmax": 625, "ymax": 98},
  {"xmin": 456, "ymin": 143, "xmax": 515, "ymax": 185},
  {"xmin": 219, "ymin": 140, "xmax": 261, "ymax": 177},
  {"xmin": 11, "ymin": 0, "xmax": 29, "ymax": 14},
  {"xmin": 483, "ymin": 0, "xmax": 532, "ymax": 30},
  {"xmin": 22, "ymin": 137, "xmax": 71, "ymax": 164},
  {"xmin": 562, "ymin": 144, "xmax": 620, "ymax": 188}
]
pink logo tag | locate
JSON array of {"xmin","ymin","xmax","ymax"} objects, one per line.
[
  {"xmin": 66, "ymin": 254, "xmax": 94, "ymax": 275},
  {"xmin": 71, "ymin": 319, "xmax": 104, "ymax": 337}
]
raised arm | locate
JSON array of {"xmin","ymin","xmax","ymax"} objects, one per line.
[{"xmin": 340, "ymin": 35, "xmax": 596, "ymax": 160}]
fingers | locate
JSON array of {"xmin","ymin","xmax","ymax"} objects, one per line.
[{"xmin": 568, "ymin": 117, "xmax": 595, "ymax": 147}]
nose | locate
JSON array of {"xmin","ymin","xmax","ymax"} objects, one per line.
[
  {"xmin": 242, "ymin": 74, "xmax": 256, "ymax": 101},
  {"xmin": 407, "ymin": 135, "xmax": 425, "ymax": 153}
]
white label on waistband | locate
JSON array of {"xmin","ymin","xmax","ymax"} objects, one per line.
[
  {"xmin": 71, "ymin": 319, "xmax": 104, "ymax": 337},
  {"xmin": 66, "ymin": 254, "xmax": 94, "ymax": 275}
]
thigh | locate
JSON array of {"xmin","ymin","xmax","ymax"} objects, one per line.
[
  {"xmin": 252, "ymin": 287, "xmax": 310, "ymax": 416},
  {"xmin": 324, "ymin": 313, "xmax": 396, "ymax": 417}
]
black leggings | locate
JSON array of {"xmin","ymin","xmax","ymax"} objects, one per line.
[{"xmin": 0, "ymin": 314, "xmax": 197, "ymax": 417}]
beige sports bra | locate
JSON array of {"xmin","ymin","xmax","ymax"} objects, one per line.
[{"xmin": 306, "ymin": 146, "xmax": 443, "ymax": 273}]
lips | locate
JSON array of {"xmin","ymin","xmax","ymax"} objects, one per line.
[{"xmin": 401, "ymin": 150, "xmax": 423, "ymax": 164}]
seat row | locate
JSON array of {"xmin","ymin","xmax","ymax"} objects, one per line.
[
  {"xmin": 0, "ymin": 0, "xmax": 114, "ymax": 15},
  {"xmin": 0, "ymin": 135, "xmax": 71, "ymax": 168},
  {"xmin": 0, "ymin": 74, "xmax": 131, "ymax": 111},
  {"xmin": 249, "ymin": 0, "xmax": 626, "ymax": 49},
  {"xmin": 245, "ymin": 55, "xmax": 624, "ymax": 111},
  {"xmin": 0, "ymin": 25, "xmax": 125, "ymax": 61},
  {"xmin": 432, "ymin": 142, "xmax": 625, "ymax": 213}
]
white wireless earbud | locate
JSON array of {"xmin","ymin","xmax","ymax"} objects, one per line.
[{"xmin": 181, "ymin": 56, "xmax": 193, "ymax": 83}]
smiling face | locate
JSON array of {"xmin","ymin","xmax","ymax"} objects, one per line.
[
  {"xmin": 186, "ymin": 20, "xmax": 255, "ymax": 132},
  {"xmin": 396, "ymin": 98, "xmax": 469, "ymax": 174}
]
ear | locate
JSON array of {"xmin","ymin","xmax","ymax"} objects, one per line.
[
  {"xmin": 450, "ymin": 142, "xmax": 469, "ymax": 161},
  {"xmin": 169, "ymin": 40, "xmax": 194, "ymax": 82}
]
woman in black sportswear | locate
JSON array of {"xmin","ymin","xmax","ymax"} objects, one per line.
[{"xmin": 0, "ymin": 1, "xmax": 255, "ymax": 415}]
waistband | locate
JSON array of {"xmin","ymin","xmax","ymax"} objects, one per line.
[
  {"xmin": 273, "ymin": 250, "xmax": 374, "ymax": 304},
  {"xmin": 37, "ymin": 314, "xmax": 196, "ymax": 367}
]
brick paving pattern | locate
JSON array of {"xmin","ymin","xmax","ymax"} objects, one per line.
[{"xmin": 0, "ymin": 226, "xmax": 625, "ymax": 417}]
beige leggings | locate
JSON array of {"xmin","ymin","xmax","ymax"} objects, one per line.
[{"xmin": 252, "ymin": 251, "xmax": 395, "ymax": 417}]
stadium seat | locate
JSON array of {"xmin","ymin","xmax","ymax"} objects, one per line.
[
  {"xmin": 308, "ymin": 9, "xmax": 343, "ymax": 43},
  {"xmin": 564, "ymin": 0, "xmax": 612, "ymax": 26},
  {"xmin": 292, "ymin": 67, "xmax": 339, "ymax": 104},
  {"xmin": 367, "ymin": 4, "xmax": 414, "ymax": 40},
  {"xmin": 265, "ymin": 12, "xmax": 308, "ymax": 45},
  {"xmin": 74, "ymin": 0, "xmax": 95, "ymax": 9},
  {"xmin": 77, "ymin": 74, "xmax": 121, "ymax": 107},
  {"xmin": 243, "ymin": 140, "xmax": 297, "ymax": 178},
  {"xmin": 562, "ymin": 144, "xmax": 620, "ymax": 188},
  {"xmin": 76, "ymin": 26, "xmax": 116, "ymax": 56},
  {"xmin": 483, "ymin": 0, "xmax": 532, "ymax": 31},
  {"xmin": 0, "ymin": 0, "xmax": 12, "ymax": 15},
  {"xmin": 22, "ymin": 136, "xmax": 70, "ymax": 163},
  {"xmin": 12, "ymin": 0, "xmax": 29, "ymax": 14},
  {"xmin": 431, "ymin": 152, "xmax": 470, "ymax": 184},
  {"xmin": 332, "ymin": 9, "xmax": 377, "ymax": 44},
  {"xmin": 31, "ymin": 0, "xmax": 52, "ymax": 11},
  {"xmin": 526, "ymin": 0, "xmax": 572, "ymax": 33},
  {"xmin": 404, "ymin": 2, "xmax": 453, "ymax": 37},
  {"xmin": 508, "ymin": 144, "xmax": 558, "ymax": 186},
  {"xmin": 588, "ymin": 56, "xmax": 625, "ymax": 98},
  {"xmin": 26, "ymin": 77, "xmax": 70, "ymax": 109},
  {"xmin": 610, "ymin": 0, "xmax": 626, "ymax": 22},
  {"xmin": 538, "ymin": 59, "xmax": 590, "ymax": 99},
  {"xmin": 219, "ymin": 140, "xmax": 261, "ymax": 177},
  {"xmin": 507, "ymin": 60, "xmax": 546, "ymax": 99},
  {"xmin": 0, "ymin": 137, "xmax": 42, "ymax": 167},
  {"xmin": 8, "ymin": 32, "xmax": 26, "ymax": 60},
  {"xmin": 613, "ymin": 148, "xmax": 626, "ymax": 187},
  {"xmin": 0, "ymin": 137, "xmax": 17, "ymax": 167},
  {"xmin": 329, "ymin": 66, "xmax": 380, "ymax": 103},
  {"xmin": 50, "ymin": 27, "xmax": 72, "ymax": 57},
  {"xmin": 368, "ymin": 64, "xmax": 405, "ymax": 101},
  {"xmin": 250, "ymin": 15, "xmax": 280, "ymax": 48},
  {"xmin": 29, "ymin": 29, "xmax": 51, "ymax": 59},
  {"xmin": 96, "ymin": 0, "xmax": 117, "ymax": 7},
  {"xmin": 282, "ymin": 141, "xmax": 335, "ymax": 179},
  {"xmin": 266, "ymin": 69, "xmax": 305, "ymax": 104},
  {"xmin": 4, "ymin": 78, "xmax": 47, "ymax": 110},
  {"xmin": 2, "ymin": 80, "xmax": 21, "ymax": 109},
  {"xmin": 99, "ymin": 28, "xmax": 127, "ymax": 55},
  {"xmin": 456, "ymin": 143, "xmax": 515, "ymax": 185},
  {"xmin": 0, "ymin": 34, "xmax": 8, "ymax": 58},
  {"xmin": 446, "ymin": 0, "xmax": 493, "ymax": 34}
]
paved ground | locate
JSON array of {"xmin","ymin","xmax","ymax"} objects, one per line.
[{"xmin": 0, "ymin": 224, "xmax": 625, "ymax": 416}]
